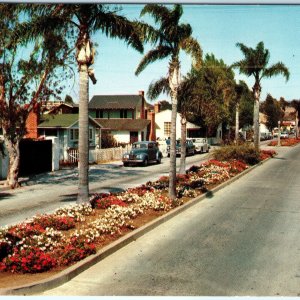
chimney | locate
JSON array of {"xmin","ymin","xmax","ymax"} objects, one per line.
[
  {"xmin": 148, "ymin": 111, "xmax": 156, "ymax": 141},
  {"xmin": 25, "ymin": 103, "xmax": 40, "ymax": 139},
  {"xmin": 139, "ymin": 90, "xmax": 145, "ymax": 119},
  {"xmin": 154, "ymin": 102, "xmax": 161, "ymax": 113}
]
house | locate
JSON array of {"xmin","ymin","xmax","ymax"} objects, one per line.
[
  {"xmin": 154, "ymin": 107, "xmax": 201, "ymax": 141},
  {"xmin": 37, "ymin": 114, "xmax": 100, "ymax": 162},
  {"xmin": 259, "ymin": 112, "xmax": 271, "ymax": 137},
  {"xmin": 89, "ymin": 91, "xmax": 154, "ymax": 144},
  {"xmin": 282, "ymin": 106, "xmax": 296, "ymax": 131},
  {"xmin": 43, "ymin": 102, "xmax": 79, "ymax": 115}
]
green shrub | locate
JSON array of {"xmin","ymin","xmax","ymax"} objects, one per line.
[{"xmin": 212, "ymin": 143, "xmax": 260, "ymax": 165}]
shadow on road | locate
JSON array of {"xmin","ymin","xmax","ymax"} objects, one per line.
[{"xmin": 0, "ymin": 193, "xmax": 13, "ymax": 200}]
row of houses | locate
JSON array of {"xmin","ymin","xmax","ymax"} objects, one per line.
[
  {"xmin": 1, "ymin": 90, "xmax": 297, "ymax": 179},
  {"xmin": 0, "ymin": 91, "xmax": 205, "ymax": 179}
]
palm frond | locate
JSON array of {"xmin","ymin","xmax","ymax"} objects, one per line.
[
  {"xmin": 262, "ymin": 62, "xmax": 290, "ymax": 81},
  {"xmin": 147, "ymin": 77, "xmax": 169, "ymax": 100},
  {"xmin": 135, "ymin": 46, "xmax": 172, "ymax": 75},
  {"xmin": 136, "ymin": 21, "xmax": 160, "ymax": 45},
  {"xmin": 180, "ymin": 36, "xmax": 202, "ymax": 70},
  {"xmin": 140, "ymin": 4, "xmax": 169, "ymax": 24},
  {"xmin": 92, "ymin": 10, "xmax": 143, "ymax": 53}
]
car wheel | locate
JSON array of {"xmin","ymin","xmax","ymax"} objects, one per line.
[
  {"xmin": 167, "ymin": 153, "xmax": 170, "ymax": 158},
  {"xmin": 143, "ymin": 158, "xmax": 148, "ymax": 167},
  {"xmin": 157, "ymin": 156, "xmax": 162, "ymax": 164},
  {"xmin": 123, "ymin": 162, "xmax": 129, "ymax": 167},
  {"xmin": 206, "ymin": 148, "xmax": 209, "ymax": 153}
]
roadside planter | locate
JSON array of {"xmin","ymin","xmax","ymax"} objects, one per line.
[{"xmin": 0, "ymin": 149, "xmax": 277, "ymax": 285}]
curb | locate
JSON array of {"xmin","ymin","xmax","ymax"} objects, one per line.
[{"xmin": 0, "ymin": 157, "xmax": 269, "ymax": 295}]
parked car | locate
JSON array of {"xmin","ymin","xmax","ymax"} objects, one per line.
[
  {"xmin": 166, "ymin": 139, "xmax": 195, "ymax": 157},
  {"xmin": 122, "ymin": 141, "xmax": 162, "ymax": 167},
  {"xmin": 280, "ymin": 131, "xmax": 289, "ymax": 139},
  {"xmin": 191, "ymin": 137, "xmax": 210, "ymax": 153}
]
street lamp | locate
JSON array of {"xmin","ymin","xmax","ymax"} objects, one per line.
[{"xmin": 277, "ymin": 120, "xmax": 281, "ymax": 147}]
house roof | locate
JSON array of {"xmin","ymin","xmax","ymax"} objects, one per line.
[
  {"xmin": 38, "ymin": 114, "xmax": 99, "ymax": 128},
  {"xmin": 94, "ymin": 118, "xmax": 150, "ymax": 131},
  {"xmin": 89, "ymin": 95, "xmax": 143, "ymax": 110},
  {"xmin": 283, "ymin": 106, "xmax": 296, "ymax": 121}
]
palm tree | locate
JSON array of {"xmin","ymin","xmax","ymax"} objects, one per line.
[
  {"xmin": 23, "ymin": 4, "xmax": 143, "ymax": 203},
  {"xmin": 147, "ymin": 74, "xmax": 194, "ymax": 175},
  {"xmin": 232, "ymin": 41, "xmax": 289, "ymax": 150},
  {"xmin": 135, "ymin": 4, "xmax": 202, "ymax": 199}
]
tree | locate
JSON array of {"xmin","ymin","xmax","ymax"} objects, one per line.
[
  {"xmin": 0, "ymin": 4, "xmax": 73, "ymax": 188},
  {"xmin": 261, "ymin": 94, "xmax": 283, "ymax": 131},
  {"xmin": 64, "ymin": 94, "xmax": 74, "ymax": 105},
  {"xmin": 291, "ymin": 99, "xmax": 300, "ymax": 138},
  {"xmin": 232, "ymin": 41, "xmax": 290, "ymax": 150},
  {"xmin": 159, "ymin": 100, "xmax": 172, "ymax": 111},
  {"xmin": 186, "ymin": 54, "xmax": 236, "ymax": 138},
  {"xmin": 25, "ymin": 4, "xmax": 144, "ymax": 203},
  {"xmin": 232, "ymin": 81, "xmax": 249, "ymax": 143},
  {"xmin": 136, "ymin": 4, "xmax": 202, "ymax": 199}
]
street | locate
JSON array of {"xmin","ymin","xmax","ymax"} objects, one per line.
[
  {"xmin": 0, "ymin": 151, "xmax": 210, "ymax": 227},
  {"xmin": 40, "ymin": 144, "xmax": 300, "ymax": 296}
]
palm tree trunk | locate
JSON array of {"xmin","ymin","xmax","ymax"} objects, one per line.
[
  {"xmin": 179, "ymin": 115, "xmax": 187, "ymax": 174},
  {"xmin": 296, "ymin": 114, "xmax": 299, "ymax": 139},
  {"xmin": 169, "ymin": 90, "xmax": 177, "ymax": 200},
  {"xmin": 253, "ymin": 83, "xmax": 261, "ymax": 150},
  {"xmin": 168, "ymin": 61, "xmax": 180, "ymax": 200},
  {"xmin": 77, "ymin": 63, "xmax": 89, "ymax": 203},
  {"xmin": 235, "ymin": 103, "xmax": 239, "ymax": 144}
]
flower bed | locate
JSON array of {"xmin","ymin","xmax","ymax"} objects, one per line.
[
  {"xmin": 0, "ymin": 150, "xmax": 276, "ymax": 287},
  {"xmin": 268, "ymin": 138, "xmax": 300, "ymax": 147}
]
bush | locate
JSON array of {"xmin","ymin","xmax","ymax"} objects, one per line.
[{"xmin": 212, "ymin": 143, "xmax": 260, "ymax": 165}]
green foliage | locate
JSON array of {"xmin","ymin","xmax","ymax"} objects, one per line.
[
  {"xmin": 212, "ymin": 143, "xmax": 260, "ymax": 165},
  {"xmin": 260, "ymin": 94, "xmax": 283, "ymax": 130},
  {"xmin": 64, "ymin": 94, "xmax": 74, "ymax": 104},
  {"xmin": 101, "ymin": 131, "xmax": 118, "ymax": 149},
  {"xmin": 181, "ymin": 54, "xmax": 236, "ymax": 136}
]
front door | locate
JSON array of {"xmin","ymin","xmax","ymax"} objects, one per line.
[{"xmin": 130, "ymin": 131, "xmax": 138, "ymax": 144}]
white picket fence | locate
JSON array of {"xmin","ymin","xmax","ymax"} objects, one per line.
[
  {"xmin": 66, "ymin": 143, "xmax": 169, "ymax": 165},
  {"xmin": 67, "ymin": 146, "xmax": 131, "ymax": 164}
]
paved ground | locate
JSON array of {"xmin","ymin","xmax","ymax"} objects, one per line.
[{"xmin": 39, "ymin": 144, "xmax": 300, "ymax": 296}]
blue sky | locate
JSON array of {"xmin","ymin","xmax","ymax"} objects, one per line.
[{"xmin": 67, "ymin": 4, "xmax": 300, "ymax": 103}]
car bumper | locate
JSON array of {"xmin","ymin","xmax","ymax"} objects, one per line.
[{"xmin": 122, "ymin": 159, "xmax": 144, "ymax": 164}]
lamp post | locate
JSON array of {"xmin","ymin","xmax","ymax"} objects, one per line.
[{"xmin": 277, "ymin": 120, "xmax": 281, "ymax": 147}]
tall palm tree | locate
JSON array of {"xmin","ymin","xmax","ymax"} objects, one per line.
[
  {"xmin": 147, "ymin": 74, "xmax": 195, "ymax": 176},
  {"xmin": 135, "ymin": 4, "xmax": 202, "ymax": 200},
  {"xmin": 23, "ymin": 4, "xmax": 143, "ymax": 203},
  {"xmin": 232, "ymin": 41, "xmax": 289, "ymax": 150}
]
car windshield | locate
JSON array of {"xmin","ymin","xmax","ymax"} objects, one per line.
[{"xmin": 132, "ymin": 143, "xmax": 147, "ymax": 149}]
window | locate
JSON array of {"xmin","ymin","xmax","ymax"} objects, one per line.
[
  {"xmin": 70, "ymin": 128, "xmax": 93, "ymax": 141},
  {"xmin": 70, "ymin": 129, "xmax": 79, "ymax": 141},
  {"xmin": 164, "ymin": 122, "xmax": 171, "ymax": 137},
  {"xmin": 89, "ymin": 128, "xmax": 93, "ymax": 140}
]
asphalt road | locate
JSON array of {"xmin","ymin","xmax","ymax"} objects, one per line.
[
  {"xmin": 40, "ymin": 144, "xmax": 300, "ymax": 296},
  {"xmin": 0, "ymin": 151, "xmax": 211, "ymax": 227}
]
